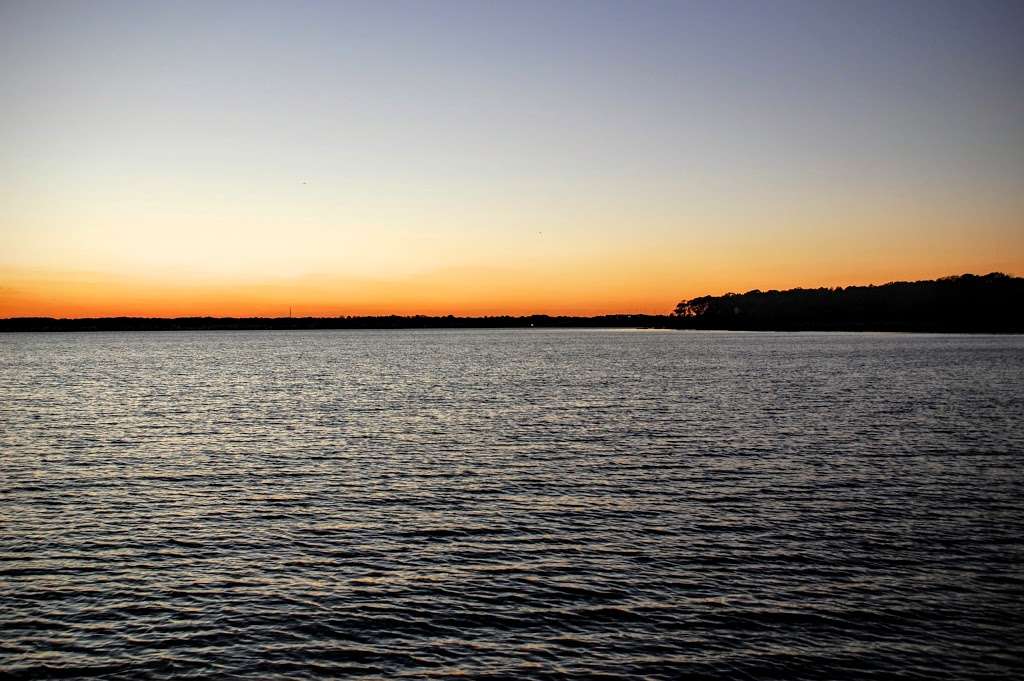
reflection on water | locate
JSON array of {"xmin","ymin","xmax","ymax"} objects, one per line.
[{"xmin": 2, "ymin": 330, "xmax": 1022, "ymax": 679}]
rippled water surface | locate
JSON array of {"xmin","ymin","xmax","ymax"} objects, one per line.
[{"xmin": 2, "ymin": 330, "xmax": 1023, "ymax": 679}]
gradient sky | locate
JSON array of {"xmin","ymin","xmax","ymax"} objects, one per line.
[{"xmin": 2, "ymin": 0, "xmax": 1022, "ymax": 316}]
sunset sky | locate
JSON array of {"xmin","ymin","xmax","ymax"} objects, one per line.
[{"xmin": 2, "ymin": 0, "xmax": 1022, "ymax": 317}]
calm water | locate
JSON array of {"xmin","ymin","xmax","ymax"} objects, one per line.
[{"xmin": 2, "ymin": 330, "xmax": 1023, "ymax": 679}]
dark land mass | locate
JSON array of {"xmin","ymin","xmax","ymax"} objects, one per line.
[
  {"xmin": 673, "ymin": 272, "xmax": 1024, "ymax": 332},
  {"xmin": 2, "ymin": 273, "xmax": 1021, "ymax": 333}
]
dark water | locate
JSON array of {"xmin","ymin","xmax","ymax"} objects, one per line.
[{"xmin": 2, "ymin": 330, "xmax": 1023, "ymax": 679}]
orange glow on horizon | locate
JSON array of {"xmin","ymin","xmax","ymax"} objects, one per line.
[{"xmin": 4, "ymin": 257, "xmax": 1021, "ymax": 319}]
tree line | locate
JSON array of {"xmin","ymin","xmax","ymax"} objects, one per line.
[
  {"xmin": 3, "ymin": 273, "xmax": 1020, "ymax": 332},
  {"xmin": 671, "ymin": 273, "xmax": 1023, "ymax": 332}
]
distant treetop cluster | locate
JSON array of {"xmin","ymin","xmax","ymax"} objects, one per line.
[{"xmin": 672, "ymin": 273, "xmax": 1023, "ymax": 332}]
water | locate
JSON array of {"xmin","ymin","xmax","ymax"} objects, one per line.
[{"xmin": 2, "ymin": 329, "xmax": 1022, "ymax": 679}]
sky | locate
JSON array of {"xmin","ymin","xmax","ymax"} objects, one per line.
[{"xmin": 2, "ymin": 0, "xmax": 1022, "ymax": 317}]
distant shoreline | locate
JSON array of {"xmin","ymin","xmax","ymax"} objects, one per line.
[
  {"xmin": 1, "ymin": 315, "xmax": 1021, "ymax": 333},
  {"xmin": 0, "ymin": 315, "xmax": 668, "ymax": 333},
  {"xmin": 4, "ymin": 273, "xmax": 1021, "ymax": 333}
]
